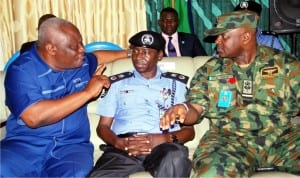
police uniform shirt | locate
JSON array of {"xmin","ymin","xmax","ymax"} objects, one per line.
[
  {"xmin": 96, "ymin": 68, "xmax": 188, "ymax": 135},
  {"xmin": 256, "ymin": 27, "xmax": 283, "ymax": 51}
]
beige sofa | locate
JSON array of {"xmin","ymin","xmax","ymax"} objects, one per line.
[{"xmin": 1, "ymin": 56, "xmax": 299, "ymax": 178}]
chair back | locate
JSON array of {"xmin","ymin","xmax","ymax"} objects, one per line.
[
  {"xmin": 3, "ymin": 51, "xmax": 20, "ymax": 71},
  {"xmin": 3, "ymin": 41, "xmax": 122, "ymax": 71},
  {"xmin": 85, "ymin": 41, "xmax": 122, "ymax": 53}
]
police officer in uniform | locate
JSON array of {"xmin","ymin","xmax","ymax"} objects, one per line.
[
  {"xmin": 88, "ymin": 31, "xmax": 195, "ymax": 177},
  {"xmin": 160, "ymin": 11, "xmax": 300, "ymax": 177},
  {"xmin": 234, "ymin": 0, "xmax": 284, "ymax": 50}
]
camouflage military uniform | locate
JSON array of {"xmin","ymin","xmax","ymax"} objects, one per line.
[{"xmin": 187, "ymin": 45, "xmax": 300, "ymax": 177}]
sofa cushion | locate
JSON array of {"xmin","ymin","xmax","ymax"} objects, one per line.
[
  {"xmin": 0, "ymin": 71, "xmax": 10, "ymax": 122},
  {"xmin": 0, "ymin": 71, "xmax": 9, "ymax": 140}
]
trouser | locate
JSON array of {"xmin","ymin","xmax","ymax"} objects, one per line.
[
  {"xmin": 191, "ymin": 126, "xmax": 300, "ymax": 178},
  {"xmin": 88, "ymin": 142, "xmax": 192, "ymax": 178},
  {"xmin": 0, "ymin": 135, "xmax": 94, "ymax": 177}
]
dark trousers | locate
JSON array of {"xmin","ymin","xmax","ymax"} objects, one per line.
[{"xmin": 88, "ymin": 142, "xmax": 192, "ymax": 178}]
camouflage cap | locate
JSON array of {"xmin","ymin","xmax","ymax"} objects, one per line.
[{"xmin": 204, "ymin": 11, "xmax": 258, "ymax": 37}]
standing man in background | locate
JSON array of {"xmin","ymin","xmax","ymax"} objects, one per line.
[
  {"xmin": 234, "ymin": 0, "xmax": 284, "ymax": 50},
  {"xmin": 158, "ymin": 7, "xmax": 207, "ymax": 57},
  {"xmin": 20, "ymin": 13, "xmax": 56, "ymax": 53}
]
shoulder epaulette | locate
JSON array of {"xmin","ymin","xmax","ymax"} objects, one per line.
[
  {"xmin": 109, "ymin": 72, "xmax": 133, "ymax": 84},
  {"xmin": 161, "ymin": 72, "xmax": 189, "ymax": 84},
  {"xmin": 261, "ymin": 30, "xmax": 278, "ymax": 36}
]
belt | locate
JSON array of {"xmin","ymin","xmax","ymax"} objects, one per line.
[{"xmin": 117, "ymin": 132, "xmax": 147, "ymax": 138}]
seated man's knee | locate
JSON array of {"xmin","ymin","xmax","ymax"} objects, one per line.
[{"xmin": 193, "ymin": 159, "xmax": 250, "ymax": 177}]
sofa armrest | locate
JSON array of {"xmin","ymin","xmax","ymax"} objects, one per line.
[{"xmin": 193, "ymin": 56, "xmax": 212, "ymax": 72}]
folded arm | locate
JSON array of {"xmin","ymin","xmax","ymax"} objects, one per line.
[{"xmin": 93, "ymin": 50, "xmax": 129, "ymax": 64}]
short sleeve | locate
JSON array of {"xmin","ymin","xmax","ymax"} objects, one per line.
[{"xmin": 5, "ymin": 64, "xmax": 42, "ymax": 117}]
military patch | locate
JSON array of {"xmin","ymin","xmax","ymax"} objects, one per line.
[
  {"xmin": 161, "ymin": 72, "xmax": 189, "ymax": 84},
  {"xmin": 109, "ymin": 72, "xmax": 133, "ymax": 83},
  {"xmin": 242, "ymin": 80, "xmax": 253, "ymax": 98},
  {"xmin": 217, "ymin": 90, "xmax": 232, "ymax": 108},
  {"xmin": 261, "ymin": 66, "xmax": 279, "ymax": 78}
]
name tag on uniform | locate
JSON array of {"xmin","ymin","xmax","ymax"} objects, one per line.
[{"xmin": 217, "ymin": 90, "xmax": 232, "ymax": 108}]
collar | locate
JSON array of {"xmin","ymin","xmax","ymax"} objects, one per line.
[
  {"xmin": 161, "ymin": 32, "xmax": 178, "ymax": 41},
  {"xmin": 132, "ymin": 67, "xmax": 163, "ymax": 80}
]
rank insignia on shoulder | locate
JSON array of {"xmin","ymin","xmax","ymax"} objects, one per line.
[
  {"xmin": 100, "ymin": 88, "xmax": 108, "ymax": 98},
  {"xmin": 161, "ymin": 72, "xmax": 189, "ymax": 84},
  {"xmin": 109, "ymin": 72, "xmax": 133, "ymax": 83}
]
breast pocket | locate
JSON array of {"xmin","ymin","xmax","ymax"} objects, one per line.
[
  {"xmin": 118, "ymin": 89, "xmax": 143, "ymax": 108},
  {"xmin": 255, "ymin": 76, "xmax": 284, "ymax": 108},
  {"xmin": 71, "ymin": 76, "xmax": 89, "ymax": 91}
]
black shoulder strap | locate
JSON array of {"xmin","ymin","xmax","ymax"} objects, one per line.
[
  {"xmin": 109, "ymin": 72, "xmax": 133, "ymax": 84},
  {"xmin": 161, "ymin": 72, "xmax": 189, "ymax": 84}
]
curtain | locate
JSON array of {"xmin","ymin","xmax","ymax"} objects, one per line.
[
  {"xmin": 145, "ymin": 0, "xmax": 299, "ymax": 57},
  {"xmin": 0, "ymin": 0, "xmax": 147, "ymax": 70}
]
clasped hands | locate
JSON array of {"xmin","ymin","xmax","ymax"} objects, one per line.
[
  {"xmin": 119, "ymin": 133, "xmax": 169, "ymax": 156},
  {"xmin": 121, "ymin": 134, "xmax": 152, "ymax": 156},
  {"xmin": 118, "ymin": 103, "xmax": 190, "ymax": 156}
]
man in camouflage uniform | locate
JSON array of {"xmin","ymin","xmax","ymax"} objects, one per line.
[{"xmin": 160, "ymin": 10, "xmax": 300, "ymax": 177}]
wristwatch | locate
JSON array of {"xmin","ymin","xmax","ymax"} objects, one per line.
[{"xmin": 170, "ymin": 133, "xmax": 178, "ymax": 143}]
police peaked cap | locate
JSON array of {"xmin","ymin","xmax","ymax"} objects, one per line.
[
  {"xmin": 234, "ymin": 1, "xmax": 262, "ymax": 16},
  {"xmin": 129, "ymin": 31, "xmax": 166, "ymax": 51}
]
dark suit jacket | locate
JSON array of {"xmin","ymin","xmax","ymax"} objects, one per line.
[
  {"xmin": 20, "ymin": 41, "xmax": 36, "ymax": 54},
  {"xmin": 163, "ymin": 32, "xmax": 207, "ymax": 57}
]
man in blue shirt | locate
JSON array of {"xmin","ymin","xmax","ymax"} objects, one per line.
[
  {"xmin": 234, "ymin": 0, "xmax": 284, "ymax": 50},
  {"xmin": 1, "ymin": 17, "xmax": 128, "ymax": 177},
  {"xmin": 88, "ymin": 31, "xmax": 195, "ymax": 177}
]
